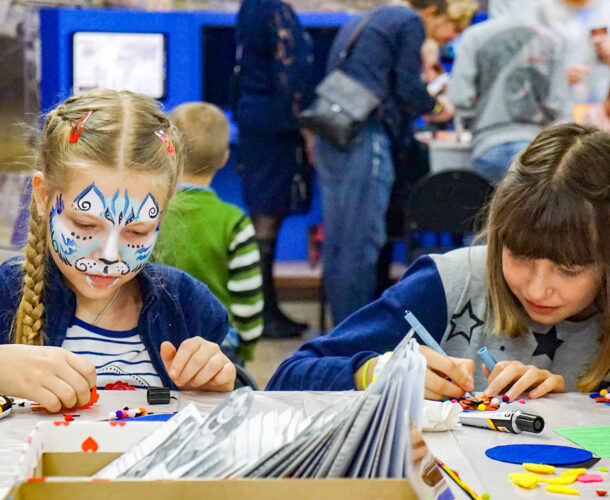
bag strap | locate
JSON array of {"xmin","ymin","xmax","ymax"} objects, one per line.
[{"xmin": 336, "ymin": 8, "xmax": 382, "ymax": 69}]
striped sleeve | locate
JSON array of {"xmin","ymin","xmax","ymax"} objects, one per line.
[{"xmin": 227, "ymin": 215, "xmax": 263, "ymax": 342}]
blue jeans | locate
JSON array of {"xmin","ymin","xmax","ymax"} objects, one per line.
[
  {"xmin": 315, "ymin": 122, "xmax": 394, "ymax": 325},
  {"xmin": 472, "ymin": 141, "xmax": 530, "ymax": 184}
]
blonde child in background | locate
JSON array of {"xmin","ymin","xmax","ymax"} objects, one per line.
[
  {"xmin": 0, "ymin": 89, "xmax": 236, "ymax": 412},
  {"xmin": 153, "ymin": 102, "xmax": 263, "ymax": 363}
]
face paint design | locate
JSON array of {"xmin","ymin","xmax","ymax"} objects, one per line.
[{"xmin": 49, "ymin": 182, "xmax": 160, "ymax": 277}]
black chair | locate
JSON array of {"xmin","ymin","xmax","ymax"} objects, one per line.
[
  {"xmin": 234, "ymin": 363, "xmax": 259, "ymax": 390},
  {"xmin": 403, "ymin": 169, "xmax": 495, "ymax": 263}
]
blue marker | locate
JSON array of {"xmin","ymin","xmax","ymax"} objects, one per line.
[
  {"xmin": 404, "ymin": 310, "xmax": 473, "ymax": 396},
  {"xmin": 477, "ymin": 346, "xmax": 498, "ymax": 372},
  {"xmin": 404, "ymin": 310, "xmax": 448, "ymax": 357}
]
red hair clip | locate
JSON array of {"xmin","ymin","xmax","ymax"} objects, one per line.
[
  {"xmin": 154, "ymin": 129, "xmax": 175, "ymax": 158},
  {"xmin": 69, "ymin": 110, "xmax": 94, "ymax": 144}
]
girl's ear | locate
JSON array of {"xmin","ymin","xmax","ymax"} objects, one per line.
[{"xmin": 32, "ymin": 172, "xmax": 49, "ymax": 219}]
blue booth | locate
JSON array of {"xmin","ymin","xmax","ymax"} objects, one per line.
[{"xmin": 39, "ymin": 8, "xmax": 352, "ymax": 261}]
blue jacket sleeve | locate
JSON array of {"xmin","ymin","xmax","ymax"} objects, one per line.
[
  {"xmin": 394, "ymin": 17, "xmax": 436, "ymax": 116},
  {"xmin": 0, "ymin": 258, "xmax": 22, "ymax": 344},
  {"xmin": 266, "ymin": 255, "xmax": 448, "ymax": 391}
]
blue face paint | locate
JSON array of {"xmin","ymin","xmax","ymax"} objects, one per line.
[{"xmin": 49, "ymin": 182, "xmax": 161, "ymax": 277}]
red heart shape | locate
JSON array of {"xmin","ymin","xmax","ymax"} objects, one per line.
[
  {"xmin": 81, "ymin": 436, "xmax": 98, "ymax": 453},
  {"xmin": 110, "ymin": 421, "xmax": 126, "ymax": 427}
]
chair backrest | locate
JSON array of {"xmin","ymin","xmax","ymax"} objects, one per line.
[
  {"xmin": 234, "ymin": 364, "xmax": 259, "ymax": 390},
  {"xmin": 404, "ymin": 168, "xmax": 494, "ymax": 236}
]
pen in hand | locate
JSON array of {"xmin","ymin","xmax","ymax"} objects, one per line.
[{"xmin": 404, "ymin": 310, "xmax": 473, "ymax": 397}]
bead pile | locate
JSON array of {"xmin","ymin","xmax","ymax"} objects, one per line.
[
  {"xmin": 108, "ymin": 406, "xmax": 148, "ymax": 420},
  {"xmin": 590, "ymin": 389, "xmax": 610, "ymax": 407}
]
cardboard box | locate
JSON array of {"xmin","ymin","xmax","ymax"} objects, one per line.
[{"xmin": 5, "ymin": 420, "xmax": 419, "ymax": 500}]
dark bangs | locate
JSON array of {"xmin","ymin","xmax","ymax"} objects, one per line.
[{"xmin": 499, "ymin": 183, "xmax": 599, "ymax": 267}]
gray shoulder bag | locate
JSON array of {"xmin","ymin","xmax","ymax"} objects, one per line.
[{"xmin": 298, "ymin": 9, "xmax": 381, "ymax": 149}]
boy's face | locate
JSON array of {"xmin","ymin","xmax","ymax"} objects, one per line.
[{"xmin": 34, "ymin": 167, "xmax": 167, "ymax": 302}]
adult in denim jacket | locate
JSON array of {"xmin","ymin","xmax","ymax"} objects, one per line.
[{"xmin": 315, "ymin": 0, "xmax": 476, "ymax": 325}]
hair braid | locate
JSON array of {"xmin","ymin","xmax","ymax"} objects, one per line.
[{"xmin": 13, "ymin": 197, "xmax": 47, "ymax": 345}]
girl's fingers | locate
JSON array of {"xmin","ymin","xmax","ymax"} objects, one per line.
[
  {"xmin": 65, "ymin": 352, "xmax": 97, "ymax": 389},
  {"xmin": 167, "ymin": 338, "xmax": 202, "ymax": 384},
  {"xmin": 528, "ymin": 376, "xmax": 560, "ymax": 399},
  {"xmin": 56, "ymin": 366, "xmax": 93, "ymax": 408},
  {"xmin": 186, "ymin": 352, "xmax": 226, "ymax": 389},
  {"xmin": 424, "ymin": 387, "xmax": 445, "ymax": 401},
  {"xmin": 425, "ymin": 368, "xmax": 466, "ymax": 399},
  {"xmin": 504, "ymin": 367, "xmax": 541, "ymax": 401},
  {"xmin": 484, "ymin": 363, "xmax": 521, "ymax": 397},
  {"xmin": 205, "ymin": 363, "xmax": 236, "ymax": 391},
  {"xmin": 35, "ymin": 387, "xmax": 63, "ymax": 413},
  {"xmin": 43, "ymin": 376, "xmax": 79, "ymax": 411},
  {"xmin": 420, "ymin": 346, "xmax": 474, "ymax": 393}
]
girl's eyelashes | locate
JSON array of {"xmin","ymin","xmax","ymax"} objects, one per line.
[
  {"xmin": 558, "ymin": 265, "xmax": 584, "ymax": 277},
  {"xmin": 72, "ymin": 220, "xmax": 96, "ymax": 231},
  {"xmin": 127, "ymin": 229, "xmax": 150, "ymax": 237}
]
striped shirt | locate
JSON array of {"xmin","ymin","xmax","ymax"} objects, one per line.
[
  {"xmin": 62, "ymin": 317, "xmax": 163, "ymax": 388},
  {"xmin": 153, "ymin": 185, "xmax": 263, "ymax": 345}
]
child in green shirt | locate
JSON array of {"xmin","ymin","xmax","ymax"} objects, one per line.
[{"xmin": 154, "ymin": 102, "xmax": 263, "ymax": 362}]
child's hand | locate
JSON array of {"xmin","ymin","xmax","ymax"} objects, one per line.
[
  {"xmin": 419, "ymin": 346, "xmax": 475, "ymax": 400},
  {"xmin": 482, "ymin": 360, "xmax": 565, "ymax": 400},
  {"xmin": 160, "ymin": 338, "xmax": 236, "ymax": 392},
  {"xmin": 0, "ymin": 344, "xmax": 96, "ymax": 412}
]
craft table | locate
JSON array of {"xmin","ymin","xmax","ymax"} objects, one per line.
[
  {"xmin": 0, "ymin": 391, "xmax": 607, "ymax": 499},
  {"xmin": 424, "ymin": 393, "xmax": 610, "ymax": 499},
  {"xmin": 415, "ymin": 131, "xmax": 474, "ymax": 174}
]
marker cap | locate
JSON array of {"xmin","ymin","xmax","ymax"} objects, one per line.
[
  {"xmin": 147, "ymin": 387, "xmax": 170, "ymax": 405},
  {"xmin": 516, "ymin": 412, "xmax": 545, "ymax": 433}
]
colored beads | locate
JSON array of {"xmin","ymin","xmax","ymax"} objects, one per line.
[{"xmin": 107, "ymin": 406, "xmax": 147, "ymax": 420}]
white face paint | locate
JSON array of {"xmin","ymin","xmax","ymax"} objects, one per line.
[{"xmin": 49, "ymin": 182, "xmax": 161, "ymax": 280}]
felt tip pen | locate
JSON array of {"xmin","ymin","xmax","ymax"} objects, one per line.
[
  {"xmin": 458, "ymin": 409, "xmax": 544, "ymax": 434},
  {"xmin": 404, "ymin": 310, "xmax": 448, "ymax": 357},
  {"xmin": 404, "ymin": 310, "xmax": 473, "ymax": 397},
  {"xmin": 477, "ymin": 346, "xmax": 498, "ymax": 372}
]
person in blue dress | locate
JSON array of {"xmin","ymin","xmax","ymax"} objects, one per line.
[{"xmin": 234, "ymin": 0, "xmax": 314, "ymax": 339}]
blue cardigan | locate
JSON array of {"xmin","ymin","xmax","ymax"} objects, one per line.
[{"xmin": 0, "ymin": 256, "xmax": 229, "ymax": 390}]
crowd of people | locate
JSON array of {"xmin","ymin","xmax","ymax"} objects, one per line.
[{"xmin": 0, "ymin": 0, "xmax": 609, "ymax": 413}]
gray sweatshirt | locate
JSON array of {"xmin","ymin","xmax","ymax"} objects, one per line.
[
  {"xmin": 448, "ymin": 19, "xmax": 568, "ymax": 159},
  {"xmin": 432, "ymin": 246, "xmax": 603, "ymax": 392}
]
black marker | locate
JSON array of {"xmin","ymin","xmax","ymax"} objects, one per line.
[
  {"xmin": 0, "ymin": 395, "xmax": 12, "ymax": 419},
  {"xmin": 458, "ymin": 409, "xmax": 544, "ymax": 434}
]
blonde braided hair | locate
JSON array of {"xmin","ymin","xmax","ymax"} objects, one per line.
[
  {"xmin": 10, "ymin": 89, "xmax": 183, "ymax": 345},
  {"xmin": 12, "ymin": 198, "xmax": 48, "ymax": 344}
]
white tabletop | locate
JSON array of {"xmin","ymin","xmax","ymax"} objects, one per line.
[{"xmin": 0, "ymin": 391, "xmax": 607, "ymax": 499}]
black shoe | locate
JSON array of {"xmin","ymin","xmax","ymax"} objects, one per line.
[
  {"xmin": 275, "ymin": 309, "xmax": 309, "ymax": 332},
  {"xmin": 261, "ymin": 317, "xmax": 304, "ymax": 339}
]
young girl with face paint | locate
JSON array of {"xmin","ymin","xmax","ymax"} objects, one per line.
[
  {"xmin": 0, "ymin": 89, "xmax": 236, "ymax": 412},
  {"xmin": 267, "ymin": 123, "xmax": 610, "ymax": 399}
]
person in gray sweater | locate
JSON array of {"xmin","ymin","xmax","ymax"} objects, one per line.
[{"xmin": 448, "ymin": 1, "xmax": 567, "ymax": 183}]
